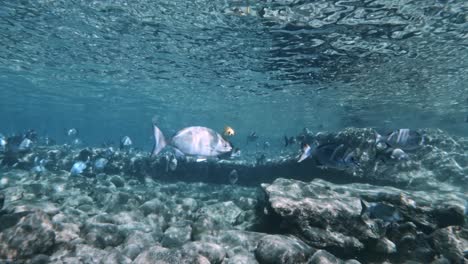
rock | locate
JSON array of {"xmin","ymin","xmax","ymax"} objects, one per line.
[
  {"xmin": 261, "ymin": 178, "xmax": 370, "ymax": 255},
  {"xmin": 262, "ymin": 177, "xmax": 467, "ymax": 259},
  {"xmin": 255, "ymin": 235, "xmax": 315, "ymax": 264},
  {"xmin": 134, "ymin": 246, "xmax": 210, "ymax": 264},
  {"xmin": 83, "ymin": 222, "xmax": 125, "ymax": 248},
  {"xmin": 101, "ymin": 249, "xmax": 132, "ymax": 264},
  {"xmin": 110, "ymin": 175, "xmax": 125, "ymax": 188},
  {"xmin": 74, "ymin": 244, "xmax": 108, "ymax": 263},
  {"xmin": 199, "ymin": 230, "xmax": 266, "ymax": 253},
  {"xmin": 122, "ymin": 231, "xmax": 157, "ymax": 260},
  {"xmin": 161, "ymin": 224, "xmax": 192, "ymax": 248},
  {"xmin": 374, "ymin": 237, "xmax": 397, "ymax": 254},
  {"xmin": 133, "ymin": 246, "xmax": 169, "ymax": 264},
  {"xmin": 197, "ymin": 201, "xmax": 243, "ymax": 227},
  {"xmin": 307, "ymin": 250, "xmax": 343, "ymax": 264},
  {"xmin": 430, "ymin": 227, "xmax": 466, "ymax": 264},
  {"xmin": 26, "ymin": 254, "xmax": 50, "ymax": 264},
  {"xmin": 139, "ymin": 198, "xmax": 165, "ymax": 216},
  {"xmin": 0, "ymin": 210, "xmax": 55, "ymax": 260},
  {"xmin": 225, "ymin": 253, "xmax": 259, "ymax": 264},
  {"xmin": 182, "ymin": 241, "xmax": 226, "ymax": 264}
]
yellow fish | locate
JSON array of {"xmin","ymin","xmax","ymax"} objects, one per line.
[{"xmin": 223, "ymin": 126, "xmax": 235, "ymax": 137}]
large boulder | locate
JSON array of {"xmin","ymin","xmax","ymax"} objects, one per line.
[
  {"xmin": 261, "ymin": 178, "xmax": 466, "ymax": 261},
  {"xmin": 0, "ymin": 210, "xmax": 56, "ymax": 260}
]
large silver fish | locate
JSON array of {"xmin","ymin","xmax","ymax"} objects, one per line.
[{"xmin": 151, "ymin": 124, "xmax": 232, "ymax": 158}]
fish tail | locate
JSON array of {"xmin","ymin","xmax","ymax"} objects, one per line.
[
  {"xmin": 360, "ymin": 199, "xmax": 368, "ymax": 217},
  {"xmin": 151, "ymin": 123, "xmax": 167, "ymax": 157},
  {"xmin": 297, "ymin": 144, "xmax": 311, "ymax": 163}
]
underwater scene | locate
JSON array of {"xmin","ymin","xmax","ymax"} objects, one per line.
[{"xmin": 0, "ymin": 0, "xmax": 467, "ymax": 263}]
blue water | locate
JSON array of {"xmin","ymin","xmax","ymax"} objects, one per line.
[
  {"xmin": 0, "ymin": 0, "xmax": 467, "ymax": 147},
  {"xmin": 0, "ymin": 2, "xmax": 468, "ymax": 263}
]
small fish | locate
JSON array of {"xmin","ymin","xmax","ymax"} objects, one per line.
[
  {"xmin": 31, "ymin": 157, "xmax": 46, "ymax": 175},
  {"xmin": 228, "ymin": 169, "xmax": 239, "ymax": 185},
  {"xmin": 284, "ymin": 136, "xmax": 296, "ymax": 147},
  {"xmin": 120, "ymin": 136, "xmax": 133, "ymax": 150},
  {"xmin": 246, "ymin": 132, "xmax": 258, "ymax": 143},
  {"xmin": 70, "ymin": 161, "xmax": 87, "ymax": 176},
  {"xmin": 66, "ymin": 128, "xmax": 78, "ymax": 137},
  {"xmin": 151, "ymin": 123, "xmax": 232, "ymax": 158},
  {"xmin": 313, "ymin": 143, "xmax": 359, "ymax": 170},
  {"xmin": 263, "ymin": 141, "xmax": 270, "ymax": 149},
  {"xmin": 24, "ymin": 129, "xmax": 37, "ymax": 141},
  {"xmin": 103, "ymin": 147, "xmax": 115, "ymax": 158},
  {"xmin": 0, "ymin": 134, "xmax": 7, "ymax": 151},
  {"xmin": 298, "ymin": 144, "xmax": 313, "ymax": 163},
  {"xmin": 231, "ymin": 148, "xmax": 241, "ymax": 158},
  {"xmin": 0, "ymin": 193, "xmax": 4, "ymax": 210},
  {"xmin": 223, "ymin": 126, "xmax": 235, "ymax": 137},
  {"xmin": 256, "ymin": 154, "xmax": 266, "ymax": 165},
  {"xmin": 43, "ymin": 136, "xmax": 55, "ymax": 146},
  {"xmin": 390, "ymin": 148, "xmax": 409, "ymax": 160},
  {"xmin": 378, "ymin": 129, "xmax": 423, "ymax": 151},
  {"xmin": 94, "ymin": 158, "xmax": 108, "ymax": 171},
  {"xmin": 360, "ymin": 199, "xmax": 402, "ymax": 223},
  {"xmin": 165, "ymin": 154, "xmax": 177, "ymax": 172},
  {"xmin": 18, "ymin": 138, "xmax": 33, "ymax": 152},
  {"xmin": 72, "ymin": 138, "xmax": 82, "ymax": 147}
]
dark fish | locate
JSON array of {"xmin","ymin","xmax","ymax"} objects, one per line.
[
  {"xmin": 43, "ymin": 136, "xmax": 56, "ymax": 146},
  {"xmin": 284, "ymin": 136, "xmax": 296, "ymax": 147},
  {"xmin": 361, "ymin": 199, "xmax": 402, "ymax": 223},
  {"xmin": 0, "ymin": 193, "xmax": 4, "ymax": 210},
  {"xmin": 381, "ymin": 129, "xmax": 423, "ymax": 151},
  {"xmin": 313, "ymin": 143, "xmax": 359, "ymax": 170},
  {"xmin": 24, "ymin": 129, "xmax": 37, "ymax": 142},
  {"xmin": 256, "ymin": 154, "xmax": 266, "ymax": 165},
  {"xmin": 246, "ymin": 132, "xmax": 258, "ymax": 143},
  {"xmin": 228, "ymin": 169, "xmax": 238, "ymax": 185}
]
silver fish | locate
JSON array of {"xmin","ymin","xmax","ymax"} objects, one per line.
[
  {"xmin": 70, "ymin": 161, "xmax": 87, "ymax": 176},
  {"xmin": 378, "ymin": 129, "xmax": 423, "ymax": 151},
  {"xmin": 0, "ymin": 134, "xmax": 6, "ymax": 151},
  {"xmin": 152, "ymin": 124, "xmax": 232, "ymax": 158},
  {"xmin": 67, "ymin": 128, "xmax": 78, "ymax": 137},
  {"xmin": 18, "ymin": 138, "xmax": 33, "ymax": 151},
  {"xmin": 120, "ymin": 136, "xmax": 133, "ymax": 149},
  {"xmin": 298, "ymin": 144, "xmax": 313, "ymax": 163},
  {"xmin": 94, "ymin": 158, "xmax": 108, "ymax": 171},
  {"xmin": 361, "ymin": 199, "xmax": 402, "ymax": 223}
]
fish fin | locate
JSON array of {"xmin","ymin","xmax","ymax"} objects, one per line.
[
  {"xmin": 151, "ymin": 124, "xmax": 167, "ymax": 157},
  {"xmin": 284, "ymin": 136, "xmax": 288, "ymax": 147},
  {"xmin": 173, "ymin": 148, "xmax": 185, "ymax": 158},
  {"xmin": 360, "ymin": 199, "xmax": 368, "ymax": 217},
  {"xmin": 298, "ymin": 144, "xmax": 311, "ymax": 163}
]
